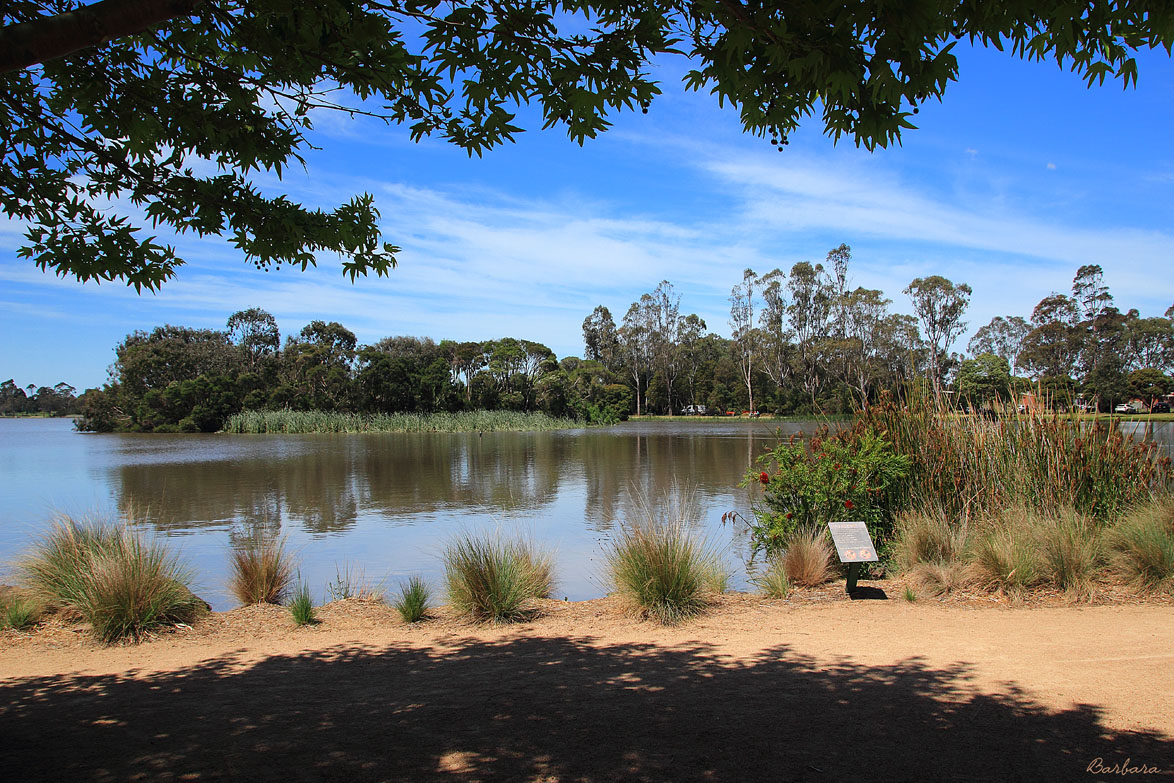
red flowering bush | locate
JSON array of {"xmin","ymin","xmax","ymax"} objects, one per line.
[{"xmin": 742, "ymin": 428, "xmax": 909, "ymax": 556}]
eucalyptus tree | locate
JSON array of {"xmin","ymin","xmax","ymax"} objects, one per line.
[
  {"xmin": 904, "ymin": 275, "xmax": 972, "ymax": 393},
  {"xmin": 787, "ymin": 260, "xmax": 833, "ymax": 405},
  {"xmin": 6, "ymin": 1, "xmax": 1171, "ymax": 289},
  {"xmin": 676, "ymin": 313, "xmax": 711, "ymax": 411},
  {"xmin": 648, "ymin": 280, "xmax": 682, "ymax": 414},
  {"xmin": 1019, "ymin": 293, "xmax": 1082, "ymax": 381},
  {"xmin": 729, "ymin": 268, "xmax": 759, "ymax": 413},
  {"xmin": 968, "ymin": 316, "xmax": 1031, "ymax": 377},
  {"xmin": 620, "ymin": 295, "xmax": 655, "ymax": 416},
  {"xmin": 582, "ymin": 305, "xmax": 621, "ymax": 372},
  {"xmin": 758, "ymin": 268, "xmax": 792, "ymax": 397},
  {"xmin": 227, "ymin": 307, "xmax": 280, "ymax": 369},
  {"xmin": 839, "ymin": 287, "xmax": 892, "ymax": 409}
]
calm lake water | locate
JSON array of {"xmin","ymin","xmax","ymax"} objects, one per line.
[{"xmin": 3, "ymin": 417, "xmax": 1171, "ymax": 611}]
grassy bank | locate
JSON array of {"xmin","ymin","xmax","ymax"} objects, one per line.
[{"xmin": 223, "ymin": 409, "xmax": 584, "ymax": 434}]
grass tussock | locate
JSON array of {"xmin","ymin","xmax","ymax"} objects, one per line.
[
  {"xmin": 968, "ymin": 509, "xmax": 1043, "ymax": 593},
  {"xmin": 394, "ymin": 576, "xmax": 431, "ymax": 622},
  {"xmin": 288, "ymin": 581, "xmax": 317, "ymax": 626},
  {"xmin": 325, "ymin": 561, "xmax": 383, "ymax": 602},
  {"xmin": 910, "ymin": 561, "xmax": 969, "ymax": 596},
  {"xmin": 754, "ymin": 557, "xmax": 790, "ymax": 599},
  {"xmin": 443, "ymin": 533, "xmax": 554, "ymax": 622},
  {"xmin": 224, "ymin": 409, "xmax": 582, "ymax": 434},
  {"xmin": 20, "ymin": 516, "xmax": 206, "ymax": 643},
  {"xmin": 607, "ymin": 520, "xmax": 728, "ymax": 624},
  {"xmin": 1, "ymin": 593, "xmax": 42, "ymax": 630},
  {"xmin": 780, "ymin": 526, "xmax": 833, "ymax": 587},
  {"xmin": 892, "ymin": 506, "xmax": 968, "ymax": 571},
  {"xmin": 1108, "ymin": 498, "xmax": 1174, "ymax": 591},
  {"xmin": 228, "ymin": 534, "xmax": 293, "ymax": 605},
  {"xmin": 1037, "ymin": 510, "xmax": 1103, "ymax": 599}
]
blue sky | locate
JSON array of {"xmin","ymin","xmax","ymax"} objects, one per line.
[{"xmin": 2, "ymin": 43, "xmax": 1173, "ymax": 391}]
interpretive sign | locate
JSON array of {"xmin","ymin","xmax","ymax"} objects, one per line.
[{"xmin": 827, "ymin": 521, "xmax": 878, "ymax": 563}]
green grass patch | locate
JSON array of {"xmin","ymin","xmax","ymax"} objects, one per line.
[
  {"xmin": 393, "ymin": 576, "xmax": 431, "ymax": 622},
  {"xmin": 1, "ymin": 594, "xmax": 42, "ymax": 630},
  {"xmin": 443, "ymin": 533, "xmax": 554, "ymax": 622},
  {"xmin": 753, "ymin": 557, "xmax": 790, "ymax": 599},
  {"xmin": 223, "ymin": 409, "xmax": 583, "ymax": 434},
  {"xmin": 288, "ymin": 581, "xmax": 317, "ymax": 626}
]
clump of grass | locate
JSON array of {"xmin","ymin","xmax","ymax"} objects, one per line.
[
  {"xmin": 1108, "ymin": 498, "xmax": 1174, "ymax": 591},
  {"xmin": 910, "ymin": 561, "xmax": 969, "ymax": 596},
  {"xmin": 288, "ymin": 581, "xmax": 317, "ymax": 626},
  {"xmin": 968, "ymin": 509, "xmax": 1041, "ymax": 593},
  {"xmin": 780, "ymin": 526, "xmax": 833, "ymax": 587},
  {"xmin": 892, "ymin": 506, "xmax": 968, "ymax": 571},
  {"xmin": 444, "ymin": 533, "xmax": 554, "ymax": 622},
  {"xmin": 754, "ymin": 556, "xmax": 790, "ymax": 599},
  {"xmin": 1, "ymin": 594, "xmax": 42, "ymax": 630},
  {"xmin": 607, "ymin": 517, "xmax": 727, "ymax": 624},
  {"xmin": 394, "ymin": 576, "xmax": 431, "ymax": 622},
  {"xmin": 20, "ymin": 516, "xmax": 206, "ymax": 643},
  {"xmin": 1037, "ymin": 510, "xmax": 1103, "ymax": 598},
  {"xmin": 903, "ymin": 585, "xmax": 917, "ymax": 602},
  {"xmin": 325, "ymin": 561, "xmax": 383, "ymax": 602},
  {"xmin": 228, "ymin": 534, "xmax": 293, "ymax": 605}
]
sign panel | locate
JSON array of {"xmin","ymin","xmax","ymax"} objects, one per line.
[{"xmin": 827, "ymin": 521, "xmax": 878, "ymax": 563}]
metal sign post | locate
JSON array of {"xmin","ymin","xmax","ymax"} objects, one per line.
[{"xmin": 827, "ymin": 521, "xmax": 879, "ymax": 593}]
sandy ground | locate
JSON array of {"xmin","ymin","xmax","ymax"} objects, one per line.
[{"xmin": 1, "ymin": 590, "xmax": 1171, "ymax": 782}]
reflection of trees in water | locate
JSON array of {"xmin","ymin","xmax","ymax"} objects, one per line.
[
  {"xmin": 114, "ymin": 432, "xmax": 568, "ymax": 536},
  {"xmin": 579, "ymin": 427, "xmax": 783, "ymax": 533},
  {"xmin": 354, "ymin": 433, "xmax": 564, "ymax": 515}
]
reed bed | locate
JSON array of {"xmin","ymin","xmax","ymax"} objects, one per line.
[
  {"xmin": 862, "ymin": 393, "xmax": 1172, "ymax": 524},
  {"xmin": 224, "ymin": 409, "xmax": 583, "ymax": 434}
]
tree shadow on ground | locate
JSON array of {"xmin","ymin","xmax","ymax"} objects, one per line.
[{"xmin": 0, "ymin": 635, "xmax": 1168, "ymax": 782}]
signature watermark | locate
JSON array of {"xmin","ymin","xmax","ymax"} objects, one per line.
[{"xmin": 1086, "ymin": 758, "xmax": 1161, "ymax": 776}]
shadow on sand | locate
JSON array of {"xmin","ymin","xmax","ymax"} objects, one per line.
[{"xmin": 1, "ymin": 635, "xmax": 1168, "ymax": 781}]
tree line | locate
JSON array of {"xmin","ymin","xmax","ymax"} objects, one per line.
[
  {"xmin": 584, "ymin": 250, "xmax": 1173, "ymax": 416},
  {"xmin": 76, "ymin": 309, "xmax": 633, "ymax": 432},
  {"xmin": 43, "ymin": 249, "xmax": 1174, "ymax": 433},
  {"xmin": 0, "ymin": 380, "xmax": 82, "ymax": 416}
]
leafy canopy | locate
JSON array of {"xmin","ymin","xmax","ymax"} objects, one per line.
[{"xmin": 3, "ymin": 0, "xmax": 1172, "ymax": 290}]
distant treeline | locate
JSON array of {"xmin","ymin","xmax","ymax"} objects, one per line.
[
  {"xmin": 76, "ymin": 309, "xmax": 633, "ymax": 432},
  {"xmin": 1, "ymin": 380, "xmax": 84, "ymax": 416},
  {"xmin": 69, "ymin": 249, "xmax": 1174, "ymax": 433}
]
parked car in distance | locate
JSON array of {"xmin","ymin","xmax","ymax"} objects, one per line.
[
  {"xmin": 1114, "ymin": 402, "xmax": 1139, "ymax": 414},
  {"xmin": 682, "ymin": 404, "xmax": 708, "ymax": 415},
  {"xmin": 1152, "ymin": 402, "xmax": 1171, "ymax": 413}
]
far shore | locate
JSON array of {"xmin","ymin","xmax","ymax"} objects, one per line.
[{"xmin": 1, "ymin": 593, "xmax": 1170, "ymax": 782}]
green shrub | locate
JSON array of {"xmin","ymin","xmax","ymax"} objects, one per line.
[
  {"xmin": 229, "ymin": 534, "xmax": 293, "ymax": 605},
  {"xmin": 394, "ymin": 576, "xmax": 431, "ymax": 622},
  {"xmin": 21, "ymin": 516, "xmax": 206, "ymax": 643},
  {"xmin": 745, "ymin": 427, "xmax": 910, "ymax": 556},
  {"xmin": 289, "ymin": 581, "xmax": 317, "ymax": 626},
  {"xmin": 902, "ymin": 585, "xmax": 917, "ymax": 602},
  {"xmin": 443, "ymin": 533, "xmax": 554, "ymax": 622},
  {"xmin": 1108, "ymin": 498, "xmax": 1174, "ymax": 591}
]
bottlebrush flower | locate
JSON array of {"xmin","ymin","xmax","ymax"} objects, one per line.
[
  {"xmin": 844, "ymin": 499, "xmax": 855, "ymax": 510},
  {"xmin": 759, "ymin": 471, "xmax": 770, "ymax": 485}
]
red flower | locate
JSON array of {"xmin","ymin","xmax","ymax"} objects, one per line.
[
  {"xmin": 785, "ymin": 512, "xmax": 793, "ymax": 519},
  {"xmin": 844, "ymin": 499, "xmax": 855, "ymax": 510},
  {"xmin": 759, "ymin": 471, "xmax": 770, "ymax": 485}
]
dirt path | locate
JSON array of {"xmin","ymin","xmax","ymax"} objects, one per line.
[{"xmin": 1, "ymin": 595, "xmax": 1171, "ymax": 781}]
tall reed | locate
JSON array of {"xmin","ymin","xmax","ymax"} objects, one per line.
[{"xmin": 223, "ymin": 409, "xmax": 582, "ymax": 434}]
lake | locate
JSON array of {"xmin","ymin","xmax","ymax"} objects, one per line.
[{"xmin": 3, "ymin": 417, "xmax": 1170, "ymax": 610}]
